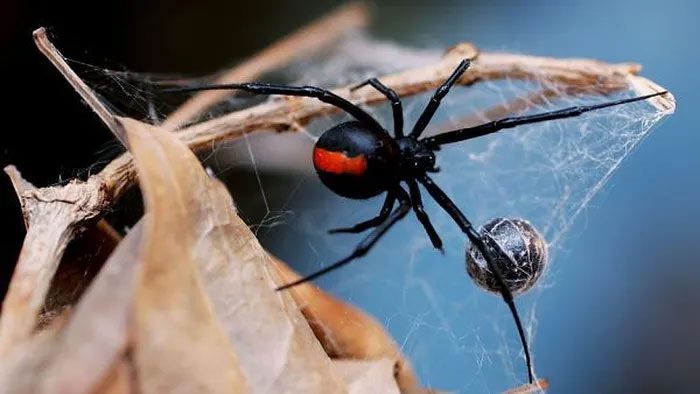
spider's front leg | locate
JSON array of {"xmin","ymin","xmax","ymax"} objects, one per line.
[
  {"xmin": 328, "ymin": 192, "xmax": 395, "ymax": 234},
  {"xmin": 351, "ymin": 78, "xmax": 404, "ymax": 137},
  {"xmin": 166, "ymin": 82, "xmax": 383, "ymax": 131}
]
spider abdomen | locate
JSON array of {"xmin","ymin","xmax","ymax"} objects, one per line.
[{"xmin": 313, "ymin": 121, "xmax": 400, "ymax": 199}]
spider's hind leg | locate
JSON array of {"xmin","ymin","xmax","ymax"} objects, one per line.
[
  {"xmin": 278, "ymin": 187, "xmax": 411, "ymax": 290},
  {"xmin": 328, "ymin": 192, "xmax": 395, "ymax": 234}
]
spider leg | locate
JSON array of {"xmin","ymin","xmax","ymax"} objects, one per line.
[
  {"xmin": 423, "ymin": 90, "xmax": 669, "ymax": 147},
  {"xmin": 418, "ymin": 174, "xmax": 534, "ymax": 384},
  {"xmin": 328, "ymin": 192, "xmax": 396, "ymax": 234},
  {"xmin": 407, "ymin": 179, "xmax": 443, "ymax": 252},
  {"xmin": 277, "ymin": 187, "xmax": 411, "ymax": 291},
  {"xmin": 410, "ymin": 59, "xmax": 471, "ymax": 139},
  {"xmin": 167, "ymin": 82, "xmax": 384, "ymax": 131},
  {"xmin": 351, "ymin": 78, "xmax": 404, "ymax": 137}
]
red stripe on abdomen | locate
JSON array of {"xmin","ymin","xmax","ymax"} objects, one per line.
[{"xmin": 313, "ymin": 148, "xmax": 367, "ymax": 176}]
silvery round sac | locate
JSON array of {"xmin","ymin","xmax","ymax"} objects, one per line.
[{"xmin": 466, "ymin": 218, "xmax": 548, "ymax": 295}]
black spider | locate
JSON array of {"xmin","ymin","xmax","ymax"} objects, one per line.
[{"xmin": 170, "ymin": 60, "xmax": 667, "ymax": 383}]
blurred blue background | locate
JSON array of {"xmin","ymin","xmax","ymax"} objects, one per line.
[
  {"xmin": 2, "ymin": 0, "xmax": 698, "ymax": 393},
  {"xmin": 374, "ymin": 1, "xmax": 700, "ymax": 392}
]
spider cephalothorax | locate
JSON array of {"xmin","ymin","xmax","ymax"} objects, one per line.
[
  {"xmin": 171, "ymin": 61, "xmax": 667, "ymax": 384},
  {"xmin": 395, "ymin": 136, "xmax": 437, "ymax": 174}
]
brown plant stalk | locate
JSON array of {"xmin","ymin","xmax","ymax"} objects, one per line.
[{"xmin": 90, "ymin": 45, "xmax": 672, "ymax": 209}]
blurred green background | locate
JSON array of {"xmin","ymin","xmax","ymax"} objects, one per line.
[{"xmin": 2, "ymin": 0, "xmax": 698, "ymax": 393}]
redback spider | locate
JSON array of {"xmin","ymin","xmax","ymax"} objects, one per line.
[{"xmin": 169, "ymin": 60, "xmax": 667, "ymax": 383}]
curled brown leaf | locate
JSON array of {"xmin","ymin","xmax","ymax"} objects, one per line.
[{"xmin": 123, "ymin": 118, "xmax": 249, "ymax": 394}]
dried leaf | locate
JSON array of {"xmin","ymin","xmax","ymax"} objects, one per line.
[
  {"xmin": 272, "ymin": 257, "xmax": 421, "ymax": 392},
  {"xmin": 122, "ymin": 117, "xmax": 248, "ymax": 393}
]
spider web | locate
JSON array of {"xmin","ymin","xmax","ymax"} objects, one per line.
[{"xmin": 66, "ymin": 32, "xmax": 672, "ymax": 393}]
